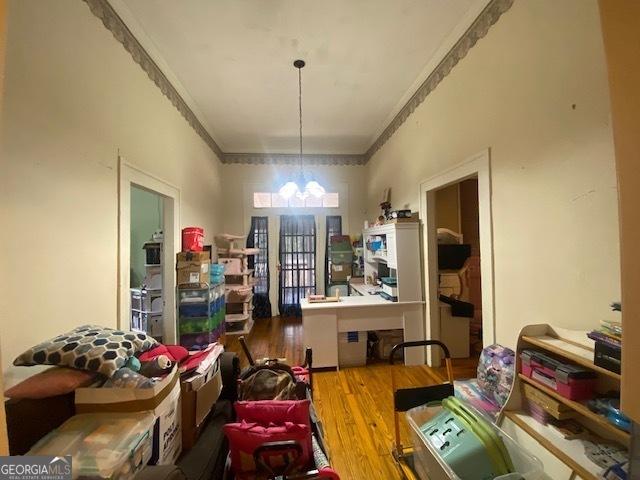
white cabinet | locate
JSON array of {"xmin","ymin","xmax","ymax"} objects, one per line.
[
  {"xmin": 362, "ymin": 223, "xmax": 421, "ymax": 303},
  {"xmin": 386, "ymin": 232, "xmax": 397, "ymax": 269}
]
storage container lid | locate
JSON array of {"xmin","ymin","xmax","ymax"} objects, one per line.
[{"xmin": 28, "ymin": 413, "xmax": 155, "ymax": 479}]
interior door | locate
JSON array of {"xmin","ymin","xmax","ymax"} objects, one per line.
[{"xmin": 278, "ymin": 215, "xmax": 316, "ymax": 316}]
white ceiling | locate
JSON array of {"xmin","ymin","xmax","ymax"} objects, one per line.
[{"xmin": 113, "ymin": 0, "xmax": 488, "ymax": 154}]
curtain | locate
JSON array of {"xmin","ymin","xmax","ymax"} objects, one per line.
[
  {"xmin": 246, "ymin": 216, "xmax": 272, "ymax": 319},
  {"xmin": 279, "ymin": 215, "xmax": 316, "ymax": 317},
  {"xmin": 325, "ymin": 216, "xmax": 343, "ymax": 291}
]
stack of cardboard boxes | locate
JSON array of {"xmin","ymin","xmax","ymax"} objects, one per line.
[
  {"xmin": 175, "ymin": 233, "xmax": 226, "ymax": 452},
  {"xmin": 329, "ymin": 235, "xmax": 354, "ymax": 285},
  {"xmin": 176, "ymin": 251, "xmax": 226, "ymax": 348}
]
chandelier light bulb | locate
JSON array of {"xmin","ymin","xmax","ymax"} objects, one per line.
[
  {"xmin": 304, "ymin": 180, "xmax": 326, "ymax": 198},
  {"xmin": 279, "ymin": 181, "xmax": 299, "ymax": 199}
]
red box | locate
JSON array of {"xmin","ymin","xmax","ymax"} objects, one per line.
[{"xmin": 182, "ymin": 227, "xmax": 204, "ymax": 252}]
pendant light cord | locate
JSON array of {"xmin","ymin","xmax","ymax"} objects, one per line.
[{"xmin": 298, "ymin": 66, "xmax": 303, "ymax": 169}]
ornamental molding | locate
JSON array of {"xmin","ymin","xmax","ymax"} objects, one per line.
[
  {"xmin": 364, "ymin": 0, "xmax": 513, "ymax": 161},
  {"xmin": 222, "ymin": 153, "xmax": 366, "ymax": 166},
  {"xmin": 85, "ymin": 0, "xmax": 512, "ymax": 166}
]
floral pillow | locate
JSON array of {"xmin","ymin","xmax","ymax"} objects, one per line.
[{"xmin": 13, "ymin": 325, "xmax": 157, "ymax": 378}]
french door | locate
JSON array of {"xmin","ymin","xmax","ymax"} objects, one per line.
[
  {"xmin": 278, "ymin": 215, "xmax": 316, "ymax": 316},
  {"xmin": 247, "ymin": 216, "xmax": 271, "ymax": 318}
]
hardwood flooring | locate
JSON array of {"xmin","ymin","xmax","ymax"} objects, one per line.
[{"xmin": 225, "ymin": 317, "xmax": 479, "ymax": 480}]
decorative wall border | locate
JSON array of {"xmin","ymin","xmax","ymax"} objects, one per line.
[
  {"xmin": 364, "ymin": 0, "xmax": 513, "ymax": 161},
  {"xmin": 223, "ymin": 153, "xmax": 366, "ymax": 166},
  {"xmin": 86, "ymin": 0, "xmax": 512, "ymax": 166}
]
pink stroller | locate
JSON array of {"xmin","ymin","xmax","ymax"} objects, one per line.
[{"xmin": 223, "ymin": 338, "xmax": 339, "ymax": 480}]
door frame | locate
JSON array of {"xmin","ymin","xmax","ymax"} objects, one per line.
[
  {"xmin": 118, "ymin": 157, "xmax": 180, "ymax": 343},
  {"xmin": 419, "ymin": 148, "xmax": 495, "ymax": 365}
]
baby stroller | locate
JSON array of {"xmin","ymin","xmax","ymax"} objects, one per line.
[{"xmin": 223, "ymin": 337, "xmax": 339, "ymax": 480}]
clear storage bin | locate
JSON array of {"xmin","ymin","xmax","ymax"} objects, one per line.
[
  {"xmin": 28, "ymin": 412, "xmax": 155, "ymax": 480},
  {"xmin": 406, "ymin": 402, "xmax": 543, "ymax": 480}
]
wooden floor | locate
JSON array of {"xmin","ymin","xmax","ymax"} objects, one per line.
[{"xmin": 226, "ymin": 317, "xmax": 479, "ymax": 480}]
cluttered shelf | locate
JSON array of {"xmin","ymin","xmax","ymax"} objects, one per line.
[
  {"xmin": 502, "ymin": 323, "xmax": 628, "ymax": 480},
  {"xmin": 503, "ymin": 411, "xmax": 600, "ymax": 480},
  {"xmin": 521, "ymin": 335, "xmax": 621, "ymax": 381},
  {"xmin": 517, "ymin": 373, "xmax": 630, "ymax": 445}
]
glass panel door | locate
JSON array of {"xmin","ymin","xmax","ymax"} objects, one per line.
[{"xmin": 279, "ymin": 215, "xmax": 316, "ymax": 316}]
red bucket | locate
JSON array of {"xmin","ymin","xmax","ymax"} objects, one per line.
[{"xmin": 182, "ymin": 227, "xmax": 204, "ymax": 252}]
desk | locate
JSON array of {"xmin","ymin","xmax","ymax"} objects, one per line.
[{"xmin": 301, "ymin": 296, "xmax": 425, "ymax": 368}]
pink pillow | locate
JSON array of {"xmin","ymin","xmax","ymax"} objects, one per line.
[
  {"xmin": 224, "ymin": 421, "xmax": 311, "ymax": 478},
  {"xmin": 5, "ymin": 367, "xmax": 98, "ymax": 399},
  {"xmin": 234, "ymin": 400, "xmax": 311, "ymax": 429}
]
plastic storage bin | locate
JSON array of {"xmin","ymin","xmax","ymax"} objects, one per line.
[
  {"xmin": 520, "ymin": 349, "xmax": 596, "ymax": 400},
  {"xmin": 28, "ymin": 412, "xmax": 155, "ymax": 480},
  {"xmin": 406, "ymin": 400, "xmax": 543, "ymax": 480},
  {"xmin": 338, "ymin": 331, "xmax": 367, "ymax": 368}
]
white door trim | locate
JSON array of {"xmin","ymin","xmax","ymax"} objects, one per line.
[
  {"xmin": 419, "ymin": 148, "xmax": 494, "ymax": 365},
  {"xmin": 118, "ymin": 157, "xmax": 180, "ymax": 343}
]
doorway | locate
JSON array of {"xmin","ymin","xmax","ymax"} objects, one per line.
[
  {"xmin": 278, "ymin": 215, "xmax": 317, "ymax": 317},
  {"xmin": 434, "ymin": 178, "xmax": 483, "ymax": 361},
  {"xmin": 419, "ymin": 149, "xmax": 494, "ymax": 366},
  {"xmin": 118, "ymin": 159, "xmax": 180, "ymax": 343},
  {"xmin": 129, "ymin": 186, "xmax": 164, "ymax": 340}
]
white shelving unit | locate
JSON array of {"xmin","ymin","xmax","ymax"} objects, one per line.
[{"xmin": 361, "ymin": 222, "xmax": 422, "ymax": 303}]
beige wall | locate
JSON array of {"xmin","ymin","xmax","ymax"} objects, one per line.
[
  {"xmin": 221, "ymin": 163, "xmax": 366, "ymax": 312},
  {"xmin": 0, "ymin": 0, "xmax": 223, "ymax": 379},
  {"xmin": 598, "ymin": 0, "xmax": 640, "ymax": 423},
  {"xmin": 365, "ymin": 0, "xmax": 620, "ymax": 348},
  {"xmin": 0, "ymin": 0, "xmax": 9, "ymax": 457}
]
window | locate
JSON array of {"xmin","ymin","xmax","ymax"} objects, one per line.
[
  {"xmin": 246, "ymin": 217, "xmax": 271, "ymax": 318},
  {"xmin": 325, "ymin": 216, "xmax": 343, "ymax": 290},
  {"xmin": 253, "ymin": 192, "xmax": 339, "ymax": 209},
  {"xmin": 279, "ymin": 215, "xmax": 316, "ymax": 316}
]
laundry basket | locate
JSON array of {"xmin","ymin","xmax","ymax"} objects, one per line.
[{"xmin": 406, "ymin": 400, "xmax": 543, "ymax": 480}]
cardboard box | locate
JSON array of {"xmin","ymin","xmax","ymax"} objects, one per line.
[
  {"xmin": 375, "ymin": 329, "xmax": 404, "ymax": 360},
  {"xmin": 151, "ymin": 381, "xmax": 182, "ymax": 465},
  {"xmin": 180, "ymin": 360, "xmax": 223, "ymax": 451},
  {"xmin": 177, "ymin": 251, "xmax": 211, "ymax": 286},
  {"xmin": 75, "ymin": 366, "xmax": 182, "ymax": 465},
  {"xmin": 330, "ymin": 263, "xmax": 352, "ymax": 282},
  {"xmin": 177, "ymin": 251, "xmax": 210, "ymax": 263}
]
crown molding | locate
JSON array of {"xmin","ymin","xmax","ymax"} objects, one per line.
[
  {"xmin": 83, "ymin": 0, "xmax": 224, "ymax": 159},
  {"xmin": 222, "ymin": 153, "xmax": 366, "ymax": 166},
  {"xmin": 364, "ymin": 0, "xmax": 513, "ymax": 162},
  {"xmin": 86, "ymin": 0, "xmax": 511, "ymax": 166}
]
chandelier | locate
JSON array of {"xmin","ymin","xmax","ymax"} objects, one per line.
[{"xmin": 279, "ymin": 59, "xmax": 326, "ymax": 200}]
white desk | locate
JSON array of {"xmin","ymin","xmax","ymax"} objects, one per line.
[{"xmin": 301, "ymin": 296, "xmax": 425, "ymax": 368}]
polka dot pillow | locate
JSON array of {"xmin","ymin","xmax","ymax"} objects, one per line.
[{"xmin": 13, "ymin": 325, "xmax": 157, "ymax": 378}]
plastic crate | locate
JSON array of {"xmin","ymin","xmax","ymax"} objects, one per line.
[
  {"xmin": 406, "ymin": 400, "xmax": 543, "ymax": 480},
  {"xmin": 29, "ymin": 412, "xmax": 154, "ymax": 480}
]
